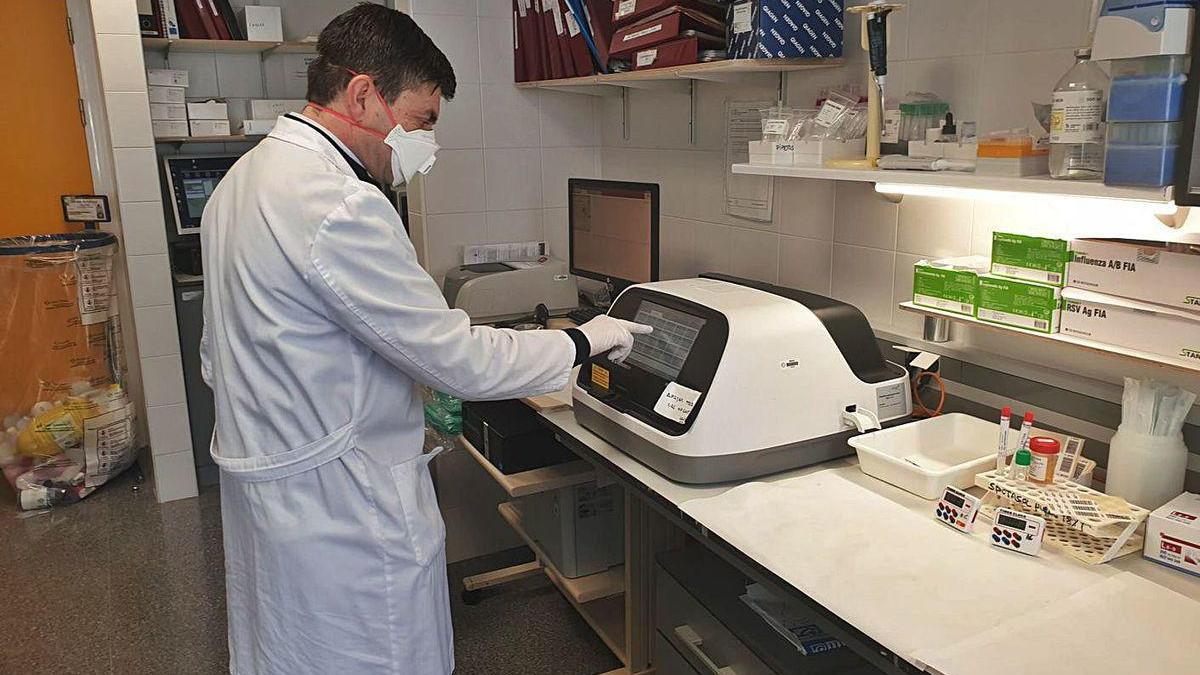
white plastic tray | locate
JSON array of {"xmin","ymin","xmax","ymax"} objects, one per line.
[{"xmin": 849, "ymin": 413, "xmax": 1014, "ymax": 499}]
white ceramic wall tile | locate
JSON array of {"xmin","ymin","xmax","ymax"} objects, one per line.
[
  {"xmin": 436, "ymin": 84, "xmax": 484, "ymax": 149},
  {"xmin": 486, "ymin": 209, "xmax": 543, "ymax": 242},
  {"xmin": 127, "ymin": 254, "xmax": 174, "ymax": 308},
  {"xmin": 660, "ymin": 217, "xmax": 696, "ymax": 280},
  {"xmin": 272, "ymin": 0, "xmax": 372, "ymax": 40},
  {"xmin": 896, "ymin": 195, "xmax": 974, "ymax": 258},
  {"xmin": 893, "ymin": 55, "xmax": 983, "ymax": 124},
  {"xmin": 478, "ymin": 16, "xmax": 517, "ymax": 84},
  {"xmin": 778, "ymin": 178, "xmax": 836, "ymax": 240},
  {"xmin": 215, "ymin": 53, "xmax": 266, "ymax": 98},
  {"xmin": 657, "ymin": 150, "xmax": 693, "ymax": 218},
  {"xmin": 141, "ymin": 354, "xmax": 187, "ymax": 406},
  {"xmin": 539, "ymin": 91, "xmax": 600, "ymax": 148},
  {"xmin": 105, "ymin": 92, "xmax": 154, "ymax": 148},
  {"xmin": 114, "ymin": 147, "xmax": 162, "ymax": 203},
  {"xmin": 831, "ymin": 244, "xmax": 896, "ymax": 327},
  {"xmin": 93, "ymin": 0, "xmax": 140, "ymax": 35},
  {"xmin": 977, "ymin": 48, "xmax": 1077, "ymax": 134},
  {"xmin": 477, "ymin": 0, "xmax": 512, "ymax": 17},
  {"xmin": 730, "ymin": 229, "xmax": 780, "ymax": 283},
  {"xmin": 97, "ymin": 34, "xmax": 147, "ymax": 92},
  {"xmin": 779, "ymin": 237, "xmax": 833, "ymax": 295},
  {"xmin": 408, "ymin": 174, "xmax": 427, "ymax": 215},
  {"xmin": 599, "ymin": 95, "xmax": 630, "ymax": 149},
  {"xmin": 985, "ymin": 0, "xmax": 1091, "ymax": 54},
  {"xmin": 692, "ymin": 221, "xmax": 733, "ymax": 274},
  {"xmin": 484, "ymin": 148, "xmax": 542, "ymax": 210},
  {"xmin": 891, "ymin": 253, "xmax": 927, "ymax": 338},
  {"xmin": 481, "ymin": 85, "xmax": 541, "ymax": 148},
  {"xmin": 147, "ymin": 404, "xmax": 192, "ymax": 457},
  {"xmin": 119, "ymin": 201, "xmax": 169, "ymax": 256},
  {"xmin": 134, "ymin": 305, "xmax": 181, "ymax": 358},
  {"xmin": 166, "ymin": 52, "xmax": 219, "ymax": 99},
  {"xmin": 543, "ymin": 208, "xmax": 569, "ymax": 260},
  {"xmin": 833, "ymin": 181, "xmax": 898, "ymax": 250},
  {"xmin": 906, "ymin": 0, "xmax": 987, "ymax": 60},
  {"xmin": 153, "ymin": 449, "xmax": 199, "ymax": 502},
  {"xmin": 541, "ymin": 147, "xmax": 599, "ymax": 208},
  {"xmin": 261, "ymin": 52, "xmax": 314, "ymax": 99},
  {"xmin": 684, "ymin": 151, "xmax": 731, "ymax": 226},
  {"xmin": 414, "ymin": 14, "xmax": 482, "ymax": 84},
  {"xmin": 424, "ymin": 212, "xmax": 488, "ymax": 281},
  {"xmin": 411, "ymin": 0, "xmax": 477, "ymax": 15},
  {"xmin": 422, "ymin": 149, "xmax": 487, "ymax": 214}
]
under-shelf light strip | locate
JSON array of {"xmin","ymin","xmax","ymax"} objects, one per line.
[{"xmin": 873, "ymin": 182, "xmax": 1178, "ymax": 215}]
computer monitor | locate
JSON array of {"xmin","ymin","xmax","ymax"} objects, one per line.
[
  {"xmin": 568, "ymin": 179, "xmax": 659, "ymax": 293},
  {"xmin": 163, "ymin": 154, "xmax": 239, "ymax": 235}
]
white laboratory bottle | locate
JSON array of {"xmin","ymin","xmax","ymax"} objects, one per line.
[{"xmin": 1049, "ymin": 48, "xmax": 1109, "ymax": 180}]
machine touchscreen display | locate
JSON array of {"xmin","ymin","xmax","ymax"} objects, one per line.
[{"xmin": 625, "ymin": 301, "xmax": 706, "ymax": 380}]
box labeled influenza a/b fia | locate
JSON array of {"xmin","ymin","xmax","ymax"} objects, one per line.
[
  {"xmin": 1144, "ymin": 493, "xmax": 1200, "ymax": 577},
  {"xmin": 1068, "ymin": 238, "xmax": 1200, "ymax": 312}
]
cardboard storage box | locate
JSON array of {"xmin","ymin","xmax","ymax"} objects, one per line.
[
  {"xmin": 1144, "ymin": 493, "xmax": 1200, "ymax": 578},
  {"xmin": 249, "ymin": 99, "xmax": 307, "ymax": 119},
  {"xmin": 1060, "ymin": 288, "xmax": 1200, "ymax": 364},
  {"xmin": 241, "ymin": 119, "xmax": 277, "ymax": 136},
  {"xmin": 976, "ymin": 274, "xmax": 1061, "ymax": 334},
  {"xmin": 149, "ymin": 103, "xmax": 187, "ymax": 121},
  {"xmin": 187, "ymin": 100, "xmax": 228, "ymax": 120},
  {"xmin": 633, "ymin": 35, "xmax": 722, "ymax": 69},
  {"xmin": 614, "ymin": 0, "xmax": 724, "ymax": 27},
  {"xmin": 147, "ymin": 68, "xmax": 189, "ymax": 87},
  {"xmin": 239, "ymin": 5, "xmax": 283, "ymax": 42},
  {"xmin": 727, "ymin": 0, "xmax": 844, "ymax": 59},
  {"xmin": 152, "ymin": 120, "xmax": 189, "ymax": 138},
  {"xmin": 148, "ymin": 86, "xmax": 186, "ymax": 104},
  {"xmin": 912, "ymin": 257, "xmax": 988, "ymax": 317},
  {"xmin": 1068, "ymin": 238, "xmax": 1200, "ymax": 312},
  {"xmin": 991, "ymin": 232, "xmax": 1071, "ymax": 286},
  {"xmin": 611, "ymin": 6, "xmax": 725, "ymax": 57},
  {"xmin": 190, "ymin": 119, "xmax": 231, "ymax": 136}
]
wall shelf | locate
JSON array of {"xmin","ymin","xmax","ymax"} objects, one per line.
[
  {"xmin": 899, "ymin": 302, "xmax": 1200, "ymax": 375},
  {"xmin": 142, "ymin": 37, "xmax": 317, "ymax": 55},
  {"xmin": 459, "ymin": 435, "xmax": 596, "ymax": 499},
  {"xmin": 154, "ymin": 134, "xmax": 262, "ymax": 144},
  {"xmin": 731, "ymin": 164, "xmax": 1175, "ymax": 204},
  {"xmin": 517, "ymin": 58, "xmax": 843, "ymax": 95}
]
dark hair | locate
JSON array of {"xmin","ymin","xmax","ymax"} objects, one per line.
[{"xmin": 307, "ymin": 3, "xmax": 456, "ymax": 105}]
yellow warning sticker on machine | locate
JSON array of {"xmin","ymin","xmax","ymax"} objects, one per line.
[{"xmin": 591, "ymin": 365, "xmax": 610, "ymax": 389}]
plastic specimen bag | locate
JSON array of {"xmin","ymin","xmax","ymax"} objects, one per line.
[{"xmin": 0, "ymin": 233, "xmax": 138, "ymax": 511}]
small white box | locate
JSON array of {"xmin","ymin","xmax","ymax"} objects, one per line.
[
  {"xmin": 147, "ymin": 68, "xmax": 189, "ymax": 88},
  {"xmin": 748, "ymin": 139, "xmax": 867, "ymax": 167},
  {"xmin": 239, "ymin": 5, "xmax": 283, "ymax": 42},
  {"xmin": 150, "ymin": 103, "xmax": 187, "ymax": 121},
  {"xmin": 152, "ymin": 120, "xmax": 190, "ymax": 138},
  {"xmin": 1144, "ymin": 492, "xmax": 1200, "ymax": 577},
  {"xmin": 1068, "ymin": 239, "xmax": 1200, "ymax": 312},
  {"xmin": 148, "ymin": 86, "xmax": 186, "ymax": 104},
  {"xmin": 186, "ymin": 100, "xmax": 229, "ymax": 120},
  {"xmin": 1060, "ymin": 288, "xmax": 1200, "ymax": 364},
  {"xmin": 241, "ymin": 118, "xmax": 277, "ymax": 135},
  {"xmin": 909, "ymin": 139, "xmax": 979, "ymax": 161},
  {"xmin": 249, "ymin": 99, "xmax": 307, "ymax": 120},
  {"xmin": 190, "ymin": 119, "xmax": 231, "ymax": 137}
]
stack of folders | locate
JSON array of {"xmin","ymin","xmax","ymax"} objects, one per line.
[
  {"xmin": 514, "ymin": 0, "xmax": 616, "ymax": 82},
  {"xmin": 141, "ymin": 0, "xmax": 247, "ymax": 40}
]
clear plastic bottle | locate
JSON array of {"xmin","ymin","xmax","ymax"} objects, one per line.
[{"xmin": 1049, "ymin": 48, "xmax": 1109, "ymax": 180}]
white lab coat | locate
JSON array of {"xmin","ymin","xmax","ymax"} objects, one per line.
[{"xmin": 199, "ymin": 115, "xmax": 576, "ymax": 674}]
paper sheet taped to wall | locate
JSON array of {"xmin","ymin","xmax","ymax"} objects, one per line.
[{"xmin": 725, "ymin": 100, "xmax": 774, "ymax": 222}]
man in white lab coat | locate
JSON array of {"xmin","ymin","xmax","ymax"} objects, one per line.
[{"xmin": 199, "ymin": 5, "xmax": 648, "ymax": 674}]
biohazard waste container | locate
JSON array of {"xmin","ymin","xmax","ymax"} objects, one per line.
[{"xmin": 0, "ymin": 233, "xmax": 137, "ymax": 510}]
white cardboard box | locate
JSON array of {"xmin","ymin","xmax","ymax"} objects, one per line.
[
  {"xmin": 748, "ymin": 139, "xmax": 867, "ymax": 167},
  {"xmin": 190, "ymin": 119, "xmax": 231, "ymax": 136},
  {"xmin": 1060, "ymin": 288, "xmax": 1200, "ymax": 364},
  {"xmin": 147, "ymin": 68, "xmax": 188, "ymax": 88},
  {"xmin": 1069, "ymin": 238, "xmax": 1200, "ymax": 312},
  {"xmin": 150, "ymin": 103, "xmax": 187, "ymax": 120},
  {"xmin": 249, "ymin": 99, "xmax": 307, "ymax": 120},
  {"xmin": 1144, "ymin": 492, "xmax": 1200, "ymax": 578},
  {"xmin": 149, "ymin": 86, "xmax": 186, "ymax": 104},
  {"xmin": 241, "ymin": 118, "xmax": 277, "ymax": 135},
  {"xmin": 239, "ymin": 5, "xmax": 283, "ymax": 42},
  {"xmin": 152, "ymin": 120, "xmax": 190, "ymax": 138},
  {"xmin": 186, "ymin": 100, "xmax": 228, "ymax": 120}
]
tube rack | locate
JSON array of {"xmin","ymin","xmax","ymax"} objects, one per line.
[{"xmin": 974, "ymin": 470, "xmax": 1150, "ymax": 565}]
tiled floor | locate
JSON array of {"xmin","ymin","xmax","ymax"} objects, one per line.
[{"xmin": 0, "ymin": 469, "xmax": 619, "ymax": 675}]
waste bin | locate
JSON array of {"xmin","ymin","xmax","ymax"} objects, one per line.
[{"xmin": 0, "ymin": 233, "xmax": 137, "ymax": 510}]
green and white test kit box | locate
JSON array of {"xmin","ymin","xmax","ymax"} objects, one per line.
[
  {"xmin": 1068, "ymin": 239, "xmax": 1200, "ymax": 312},
  {"xmin": 976, "ymin": 275, "xmax": 1061, "ymax": 334},
  {"xmin": 1061, "ymin": 289, "xmax": 1200, "ymax": 364},
  {"xmin": 991, "ymin": 232, "xmax": 1071, "ymax": 286},
  {"xmin": 912, "ymin": 257, "xmax": 987, "ymax": 317}
]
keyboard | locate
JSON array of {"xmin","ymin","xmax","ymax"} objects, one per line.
[{"xmin": 566, "ymin": 306, "xmax": 606, "ymax": 325}]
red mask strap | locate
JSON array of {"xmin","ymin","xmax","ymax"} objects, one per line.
[{"xmin": 304, "ymin": 102, "xmax": 388, "ymax": 140}]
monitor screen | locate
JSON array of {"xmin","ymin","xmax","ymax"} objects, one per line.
[
  {"xmin": 181, "ymin": 173, "xmax": 223, "ymax": 219},
  {"xmin": 165, "ymin": 155, "xmax": 239, "ymax": 236},
  {"xmin": 624, "ymin": 301, "xmax": 706, "ymax": 380},
  {"xmin": 569, "ymin": 179, "xmax": 658, "ymax": 287}
]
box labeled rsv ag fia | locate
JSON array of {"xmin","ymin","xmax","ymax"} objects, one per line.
[
  {"xmin": 728, "ymin": 0, "xmax": 844, "ymax": 59},
  {"xmin": 1145, "ymin": 493, "xmax": 1200, "ymax": 578}
]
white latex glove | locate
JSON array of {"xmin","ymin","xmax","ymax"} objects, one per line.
[{"xmin": 577, "ymin": 315, "xmax": 653, "ymax": 363}]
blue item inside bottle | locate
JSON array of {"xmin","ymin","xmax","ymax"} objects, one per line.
[
  {"xmin": 1108, "ymin": 74, "xmax": 1187, "ymax": 122},
  {"xmin": 1104, "ymin": 143, "xmax": 1178, "ymax": 186}
]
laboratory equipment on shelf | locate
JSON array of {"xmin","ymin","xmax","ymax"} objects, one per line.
[
  {"xmin": 827, "ymin": 2, "xmax": 905, "ymax": 169},
  {"xmin": 442, "ymin": 258, "xmax": 578, "ymax": 324},
  {"xmin": 573, "ymin": 274, "xmax": 912, "ymax": 484},
  {"xmin": 1105, "ymin": 377, "xmax": 1196, "ymax": 510},
  {"xmin": 1049, "ymin": 48, "xmax": 1109, "ymax": 180}
]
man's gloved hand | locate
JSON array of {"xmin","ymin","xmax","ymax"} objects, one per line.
[{"xmin": 577, "ymin": 315, "xmax": 653, "ymax": 363}]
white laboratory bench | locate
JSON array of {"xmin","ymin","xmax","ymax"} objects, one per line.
[{"xmin": 532, "ymin": 405, "xmax": 1200, "ymax": 675}]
